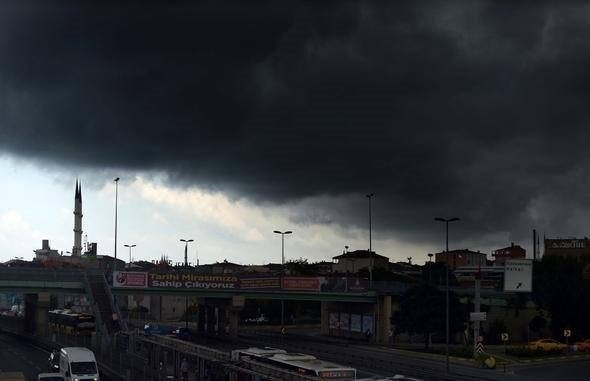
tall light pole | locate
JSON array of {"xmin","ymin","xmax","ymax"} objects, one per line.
[
  {"xmin": 366, "ymin": 193, "xmax": 374, "ymax": 287},
  {"xmin": 434, "ymin": 217, "xmax": 460, "ymax": 375},
  {"xmin": 180, "ymin": 239, "xmax": 194, "ymax": 329},
  {"xmin": 427, "ymin": 253, "xmax": 434, "ymax": 284},
  {"xmin": 113, "ymin": 177, "xmax": 120, "ymax": 271},
  {"xmin": 180, "ymin": 239, "xmax": 194, "ymax": 267},
  {"xmin": 124, "ymin": 244, "xmax": 136, "ymax": 268},
  {"xmin": 274, "ymin": 230, "xmax": 292, "ymax": 326}
]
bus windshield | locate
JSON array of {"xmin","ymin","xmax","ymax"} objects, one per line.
[{"xmin": 71, "ymin": 361, "xmax": 97, "ymax": 374}]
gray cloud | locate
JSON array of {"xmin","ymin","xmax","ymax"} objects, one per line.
[{"xmin": 2, "ymin": 1, "xmax": 590, "ymax": 251}]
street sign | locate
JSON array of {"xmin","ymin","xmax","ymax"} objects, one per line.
[
  {"xmin": 475, "ymin": 343, "xmax": 484, "ymax": 354},
  {"xmin": 501, "ymin": 333, "xmax": 509, "ymax": 342},
  {"xmin": 564, "ymin": 329, "xmax": 572, "ymax": 337},
  {"xmin": 504, "ymin": 259, "xmax": 533, "ymax": 292},
  {"xmin": 470, "ymin": 312, "xmax": 487, "ymax": 321}
]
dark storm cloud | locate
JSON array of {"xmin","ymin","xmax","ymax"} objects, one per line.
[{"xmin": 2, "ymin": 0, "xmax": 590, "ymax": 248}]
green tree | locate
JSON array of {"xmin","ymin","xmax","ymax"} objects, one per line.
[
  {"xmin": 532, "ymin": 255, "xmax": 590, "ymax": 338},
  {"xmin": 393, "ymin": 283, "xmax": 466, "ymax": 349}
]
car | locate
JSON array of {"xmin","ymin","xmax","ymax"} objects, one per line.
[
  {"xmin": 244, "ymin": 315, "xmax": 268, "ymax": 324},
  {"xmin": 143, "ymin": 323, "xmax": 175, "ymax": 336},
  {"xmin": 38, "ymin": 373, "xmax": 65, "ymax": 381},
  {"xmin": 574, "ymin": 339, "xmax": 590, "ymax": 352},
  {"xmin": 172, "ymin": 327, "xmax": 197, "ymax": 341},
  {"xmin": 528, "ymin": 339, "xmax": 567, "ymax": 352}
]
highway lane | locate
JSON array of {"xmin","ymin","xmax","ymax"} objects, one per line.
[
  {"xmin": 0, "ymin": 331, "xmax": 51, "ymax": 381},
  {"xmin": 514, "ymin": 360, "xmax": 590, "ymax": 381},
  {"xmin": 236, "ymin": 331, "xmax": 540, "ymax": 381}
]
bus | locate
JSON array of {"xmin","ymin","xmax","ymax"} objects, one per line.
[
  {"xmin": 232, "ymin": 347, "xmax": 356, "ymax": 380},
  {"xmin": 48, "ymin": 310, "xmax": 95, "ymax": 335}
]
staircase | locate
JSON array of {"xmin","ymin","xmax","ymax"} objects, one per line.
[{"xmin": 86, "ymin": 271, "xmax": 123, "ymax": 335}]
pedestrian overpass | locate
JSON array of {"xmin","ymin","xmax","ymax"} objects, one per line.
[{"xmin": 0, "ymin": 267, "xmax": 406, "ymax": 343}]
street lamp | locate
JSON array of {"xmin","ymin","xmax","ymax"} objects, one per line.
[
  {"xmin": 434, "ymin": 217, "xmax": 460, "ymax": 375},
  {"xmin": 366, "ymin": 193, "xmax": 374, "ymax": 288},
  {"xmin": 180, "ymin": 239, "xmax": 194, "ymax": 267},
  {"xmin": 124, "ymin": 244, "xmax": 136, "ymax": 268},
  {"xmin": 113, "ymin": 177, "xmax": 120, "ymax": 271},
  {"xmin": 274, "ymin": 230, "xmax": 292, "ymax": 326},
  {"xmin": 273, "ymin": 231, "xmax": 292, "ymax": 267},
  {"xmin": 180, "ymin": 239, "xmax": 194, "ymax": 329},
  {"xmin": 427, "ymin": 253, "xmax": 434, "ymax": 284}
]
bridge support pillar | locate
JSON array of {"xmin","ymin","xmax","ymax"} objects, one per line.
[
  {"xmin": 375, "ymin": 295, "xmax": 392, "ymax": 344},
  {"xmin": 227, "ymin": 295, "xmax": 244, "ymax": 340},
  {"xmin": 320, "ymin": 301, "xmax": 330, "ymax": 335}
]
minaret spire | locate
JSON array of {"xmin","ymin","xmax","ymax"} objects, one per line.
[{"xmin": 73, "ymin": 179, "xmax": 83, "ymax": 256}]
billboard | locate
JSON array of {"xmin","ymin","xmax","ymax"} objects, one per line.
[
  {"xmin": 239, "ymin": 277, "xmax": 281, "ymax": 290},
  {"xmin": 148, "ymin": 273, "xmax": 238, "ymax": 289},
  {"xmin": 282, "ymin": 277, "xmax": 321, "ymax": 291},
  {"xmin": 113, "ymin": 271, "xmax": 147, "ymax": 288},
  {"xmin": 350, "ymin": 314, "xmax": 362, "ymax": 332},
  {"xmin": 504, "ymin": 259, "xmax": 532, "ymax": 292}
]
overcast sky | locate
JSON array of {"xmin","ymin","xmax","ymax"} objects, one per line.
[{"xmin": 2, "ymin": 1, "xmax": 590, "ymax": 264}]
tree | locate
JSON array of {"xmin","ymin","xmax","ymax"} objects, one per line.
[
  {"xmin": 393, "ymin": 283, "xmax": 466, "ymax": 349},
  {"xmin": 532, "ymin": 255, "xmax": 590, "ymax": 338}
]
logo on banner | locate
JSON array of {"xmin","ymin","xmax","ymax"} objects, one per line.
[{"xmin": 113, "ymin": 271, "xmax": 147, "ymax": 288}]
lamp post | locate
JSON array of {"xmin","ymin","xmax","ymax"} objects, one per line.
[
  {"xmin": 180, "ymin": 239, "xmax": 194, "ymax": 267},
  {"xmin": 113, "ymin": 177, "xmax": 120, "ymax": 271},
  {"xmin": 434, "ymin": 217, "xmax": 460, "ymax": 375},
  {"xmin": 427, "ymin": 253, "xmax": 434, "ymax": 284},
  {"xmin": 274, "ymin": 230, "xmax": 292, "ymax": 326},
  {"xmin": 180, "ymin": 239, "xmax": 194, "ymax": 329},
  {"xmin": 366, "ymin": 193, "xmax": 374, "ymax": 288},
  {"xmin": 124, "ymin": 244, "xmax": 136, "ymax": 268}
]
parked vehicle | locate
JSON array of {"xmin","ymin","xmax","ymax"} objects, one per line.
[
  {"xmin": 173, "ymin": 327, "xmax": 197, "ymax": 341},
  {"xmin": 143, "ymin": 322, "xmax": 175, "ymax": 336},
  {"xmin": 38, "ymin": 373, "xmax": 65, "ymax": 381},
  {"xmin": 575, "ymin": 339, "xmax": 590, "ymax": 352},
  {"xmin": 527, "ymin": 339, "xmax": 567, "ymax": 352},
  {"xmin": 58, "ymin": 347, "xmax": 99, "ymax": 381}
]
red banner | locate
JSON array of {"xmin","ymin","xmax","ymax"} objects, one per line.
[{"xmin": 282, "ymin": 277, "xmax": 321, "ymax": 291}]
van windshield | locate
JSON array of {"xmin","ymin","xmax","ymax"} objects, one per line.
[{"xmin": 71, "ymin": 361, "xmax": 97, "ymax": 374}]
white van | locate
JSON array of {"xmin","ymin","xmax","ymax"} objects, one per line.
[{"xmin": 59, "ymin": 347, "xmax": 99, "ymax": 381}]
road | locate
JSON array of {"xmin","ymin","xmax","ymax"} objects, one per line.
[
  {"xmin": 514, "ymin": 360, "xmax": 590, "ymax": 381},
  {"xmin": 0, "ymin": 331, "xmax": 51, "ymax": 380},
  {"xmin": 236, "ymin": 331, "xmax": 541, "ymax": 381}
]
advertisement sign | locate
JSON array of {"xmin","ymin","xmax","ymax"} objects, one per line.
[
  {"xmin": 504, "ymin": 259, "xmax": 533, "ymax": 292},
  {"xmin": 329, "ymin": 313, "xmax": 339, "ymax": 329},
  {"xmin": 350, "ymin": 314, "xmax": 362, "ymax": 332},
  {"xmin": 113, "ymin": 271, "xmax": 147, "ymax": 288},
  {"xmin": 282, "ymin": 277, "xmax": 320, "ymax": 291},
  {"xmin": 362, "ymin": 315, "xmax": 374, "ymax": 334},
  {"xmin": 148, "ymin": 273, "xmax": 238, "ymax": 289},
  {"xmin": 339, "ymin": 313, "xmax": 350, "ymax": 330},
  {"xmin": 239, "ymin": 277, "xmax": 280, "ymax": 290},
  {"xmin": 347, "ymin": 278, "xmax": 369, "ymax": 292},
  {"xmin": 547, "ymin": 239, "xmax": 586, "ymax": 249}
]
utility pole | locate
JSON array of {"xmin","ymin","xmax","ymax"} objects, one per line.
[
  {"xmin": 274, "ymin": 230, "xmax": 292, "ymax": 326},
  {"xmin": 366, "ymin": 193, "xmax": 374, "ymax": 288},
  {"xmin": 435, "ymin": 217, "xmax": 460, "ymax": 375}
]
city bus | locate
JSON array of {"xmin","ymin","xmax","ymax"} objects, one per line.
[
  {"xmin": 48, "ymin": 310, "xmax": 95, "ymax": 335},
  {"xmin": 231, "ymin": 347, "xmax": 356, "ymax": 380}
]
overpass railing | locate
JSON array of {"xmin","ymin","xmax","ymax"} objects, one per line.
[{"xmin": 0, "ymin": 267, "xmax": 85, "ymax": 281}]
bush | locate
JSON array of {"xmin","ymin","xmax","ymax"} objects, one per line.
[{"xmin": 506, "ymin": 346, "xmax": 564, "ymax": 358}]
